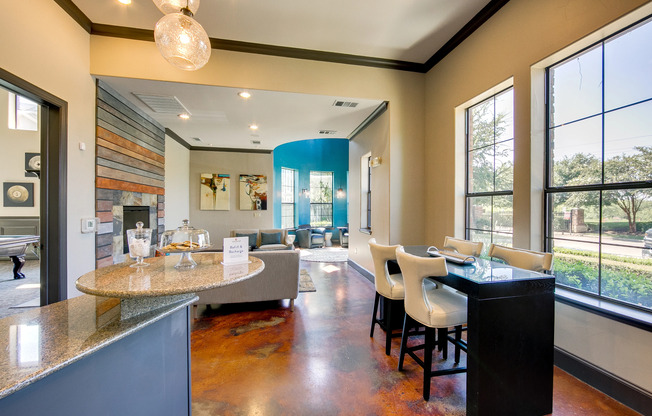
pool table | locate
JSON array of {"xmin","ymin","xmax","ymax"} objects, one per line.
[{"xmin": 0, "ymin": 235, "xmax": 39, "ymax": 279}]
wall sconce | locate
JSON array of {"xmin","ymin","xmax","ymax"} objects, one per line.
[
  {"xmin": 336, "ymin": 188, "xmax": 346, "ymax": 198},
  {"xmin": 370, "ymin": 156, "xmax": 382, "ymax": 168},
  {"xmin": 301, "ymin": 188, "xmax": 310, "ymax": 197}
]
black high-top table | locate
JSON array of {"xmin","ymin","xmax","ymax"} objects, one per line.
[{"xmin": 402, "ymin": 246, "xmax": 555, "ymax": 416}]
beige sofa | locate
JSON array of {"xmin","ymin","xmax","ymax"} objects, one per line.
[
  {"xmin": 193, "ymin": 249, "xmax": 300, "ymax": 317},
  {"xmin": 230, "ymin": 228, "xmax": 294, "ymax": 251}
]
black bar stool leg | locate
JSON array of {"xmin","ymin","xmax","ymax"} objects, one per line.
[
  {"xmin": 398, "ymin": 313, "xmax": 410, "ymax": 371},
  {"xmin": 454, "ymin": 325, "xmax": 462, "ymax": 364},
  {"xmin": 370, "ymin": 292, "xmax": 380, "ymax": 337},
  {"xmin": 438, "ymin": 327, "xmax": 448, "ymax": 360},
  {"xmin": 423, "ymin": 327, "xmax": 434, "ymax": 401},
  {"xmin": 385, "ymin": 297, "xmax": 392, "ymax": 355}
]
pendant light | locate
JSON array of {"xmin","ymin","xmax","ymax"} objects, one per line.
[{"xmin": 153, "ymin": 0, "xmax": 211, "ymax": 71}]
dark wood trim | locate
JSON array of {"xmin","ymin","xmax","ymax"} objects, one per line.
[
  {"xmin": 423, "ymin": 0, "xmax": 510, "ymax": 71},
  {"xmin": 57, "ymin": 1, "xmax": 510, "ymax": 74},
  {"xmin": 554, "ymin": 347, "xmax": 652, "ymax": 415},
  {"xmin": 89, "ymin": 24, "xmax": 424, "ymax": 73},
  {"xmin": 191, "ymin": 146, "xmax": 272, "ymax": 154},
  {"xmin": 165, "ymin": 128, "xmax": 191, "ymax": 150},
  {"xmin": 0, "ymin": 67, "xmax": 68, "ymax": 305},
  {"xmin": 349, "ymin": 102, "xmax": 388, "ymax": 141},
  {"xmin": 53, "ymin": 0, "xmax": 92, "ymax": 33},
  {"xmin": 347, "ymin": 259, "xmax": 374, "ymax": 284}
]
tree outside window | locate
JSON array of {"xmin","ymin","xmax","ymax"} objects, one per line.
[{"xmin": 310, "ymin": 171, "xmax": 333, "ymax": 227}]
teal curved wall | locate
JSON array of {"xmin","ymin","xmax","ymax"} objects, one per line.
[{"xmin": 273, "ymin": 139, "xmax": 349, "ymax": 228}]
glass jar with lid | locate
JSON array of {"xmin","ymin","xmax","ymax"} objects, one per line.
[{"xmin": 158, "ymin": 219, "xmax": 211, "ymax": 269}]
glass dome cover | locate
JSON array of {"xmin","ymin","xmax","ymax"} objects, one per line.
[{"xmin": 159, "ymin": 219, "xmax": 210, "ymax": 251}]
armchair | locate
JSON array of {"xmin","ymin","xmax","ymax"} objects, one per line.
[{"xmin": 295, "ymin": 225, "xmax": 325, "ymax": 248}]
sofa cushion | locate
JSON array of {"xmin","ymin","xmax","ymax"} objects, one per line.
[
  {"xmin": 236, "ymin": 232, "xmax": 258, "ymax": 249},
  {"xmin": 255, "ymin": 244, "xmax": 292, "ymax": 251},
  {"xmin": 261, "ymin": 232, "xmax": 281, "ymax": 245}
]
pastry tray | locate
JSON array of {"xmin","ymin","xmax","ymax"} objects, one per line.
[{"xmin": 156, "ymin": 244, "xmax": 213, "ymax": 254}]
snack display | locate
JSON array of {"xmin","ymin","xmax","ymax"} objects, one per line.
[{"xmin": 157, "ymin": 220, "xmax": 211, "ymax": 269}]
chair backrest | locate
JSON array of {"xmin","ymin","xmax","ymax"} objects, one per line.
[
  {"xmin": 488, "ymin": 244, "xmax": 553, "ymax": 272},
  {"xmin": 396, "ymin": 246, "xmax": 448, "ymax": 326},
  {"xmin": 443, "ymin": 236, "xmax": 483, "ymax": 257},
  {"xmin": 368, "ymin": 238, "xmax": 401, "ymax": 298}
]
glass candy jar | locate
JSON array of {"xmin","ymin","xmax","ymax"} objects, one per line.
[
  {"xmin": 126, "ymin": 221, "xmax": 153, "ymax": 268},
  {"xmin": 158, "ymin": 219, "xmax": 211, "ymax": 269}
]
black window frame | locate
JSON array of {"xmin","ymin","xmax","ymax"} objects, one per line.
[
  {"xmin": 544, "ymin": 15, "xmax": 652, "ymax": 314},
  {"xmin": 281, "ymin": 167, "xmax": 296, "ymax": 229},
  {"xmin": 309, "ymin": 171, "xmax": 333, "ymax": 227}
]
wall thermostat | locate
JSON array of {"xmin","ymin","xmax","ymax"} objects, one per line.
[{"xmin": 81, "ymin": 217, "xmax": 99, "ymax": 234}]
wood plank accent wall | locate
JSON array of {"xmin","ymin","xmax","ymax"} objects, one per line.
[{"xmin": 95, "ymin": 80, "xmax": 166, "ymax": 268}]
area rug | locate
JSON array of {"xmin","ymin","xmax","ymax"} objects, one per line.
[
  {"xmin": 300, "ymin": 247, "xmax": 348, "ymax": 263},
  {"xmin": 299, "ymin": 269, "xmax": 316, "ymax": 293}
]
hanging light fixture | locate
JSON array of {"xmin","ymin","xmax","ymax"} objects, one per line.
[{"xmin": 153, "ymin": 0, "xmax": 211, "ymax": 71}]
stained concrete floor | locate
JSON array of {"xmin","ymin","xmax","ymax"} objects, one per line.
[{"xmin": 190, "ymin": 260, "xmax": 640, "ymax": 415}]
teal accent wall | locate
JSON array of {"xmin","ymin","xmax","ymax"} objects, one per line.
[{"xmin": 273, "ymin": 139, "xmax": 349, "ymax": 228}]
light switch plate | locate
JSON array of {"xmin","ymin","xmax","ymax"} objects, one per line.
[{"xmin": 81, "ymin": 217, "xmax": 99, "ymax": 233}]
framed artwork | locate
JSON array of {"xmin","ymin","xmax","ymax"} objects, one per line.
[
  {"xmin": 3, "ymin": 182, "xmax": 34, "ymax": 207},
  {"xmin": 200, "ymin": 173, "xmax": 230, "ymax": 210},
  {"xmin": 239, "ymin": 174, "xmax": 267, "ymax": 211},
  {"xmin": 25, "ymin": 152, "xmax": 40, "ymax": 177}
]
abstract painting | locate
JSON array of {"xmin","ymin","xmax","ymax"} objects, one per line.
[
  {"xmin": 239, "ymin": 174, "xmax": 267, "ymax": 210},
  {"xmin": 200, "ymin": 173, "xmax": 230, "ymax": 210}
]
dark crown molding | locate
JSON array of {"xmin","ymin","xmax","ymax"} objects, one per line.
[
  {"xmin": 56, "ymin": 0, "xmax": 509, "ymax": 74},
  {"xmin": 166, "ymin": 128, "xmax": 272, "ymax": 154}
]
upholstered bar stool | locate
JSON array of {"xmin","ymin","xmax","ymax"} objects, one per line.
[
  {"xmin": 368, "ymin": 238, "xmax": 405, "ymax": 355},
  {"xmin": 442, "ymin": 236, "xmax": 483, "ymax": 257},
  {"xmin": 396, "ymin": 246, "xmax": 468, "ymax": 401},
  {"xmin": 488, "ymin": 244, "xmax": 553, "ymax": 272}
]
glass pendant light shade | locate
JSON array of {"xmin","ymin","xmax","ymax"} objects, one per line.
[
  {"xmin": 154, "ymin": 13, "xmax": 211, "ymax": 71},
  {"xmin": 153, "ymin": 0, "xmax": 199, "ymax": 15}
]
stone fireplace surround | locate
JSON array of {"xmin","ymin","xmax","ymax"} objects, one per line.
[{"xmin": 96, "ymin": 189, "xmax": 164, "ymax": 268}]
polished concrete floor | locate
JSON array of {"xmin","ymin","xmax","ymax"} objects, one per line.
[{"xmin": 191, "ymin": 260, "xmax": 640, "ymax": 415}]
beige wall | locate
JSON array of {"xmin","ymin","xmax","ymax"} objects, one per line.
[
  {"xmin": 348, "ymin": 111, "xmax": 390, "ymax": 270},
  {"xmin": 164, "ymin": 137, "xmax": 190, "ymax": 229},
  {"xmin": 424, "ymin": 0, "xmax": 652, "ymax": 393},
  {"xmin": 189, "ymin": 150, "xmax": 274, "ymax": 248},
  {"xmin": 1, "ymin": 0, "xmax": 96, "ymax": 297},
  {"xmin": 89, "ymin": 36, "xmax": 426, "ymax": 251}
]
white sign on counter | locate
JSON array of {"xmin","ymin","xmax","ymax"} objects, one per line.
[{"xmin": 222, "ymin": 237, "xmax": 249, "ymax": 264}]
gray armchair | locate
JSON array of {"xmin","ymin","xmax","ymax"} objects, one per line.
[{"xmin": 296, "ymin": 225, "xmax": 325, "ymax": 248}]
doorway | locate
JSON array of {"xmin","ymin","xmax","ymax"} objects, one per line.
[{"xmin": 0, "ymin": 68, "xmax": 67, "ymax": 318}]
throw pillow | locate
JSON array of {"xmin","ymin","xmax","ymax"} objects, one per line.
[
  {"xmin": 261, "ymin": 232, "xmax": 282, "ymax": 246},
  {"xmin": 236, "ymin": 232, "xmax": 258, "ymax": 249}
]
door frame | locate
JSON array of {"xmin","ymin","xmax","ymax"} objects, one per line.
[{"xmin": 0, "ymin": 67, "xmax": 68, "ymax": 305}]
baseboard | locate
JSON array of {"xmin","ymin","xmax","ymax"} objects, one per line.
[
  {"xmin": 347, "ymin": 259, "xmax": 373, "ymax": 283},
  {"xmin": 554, "ymin": 347, "xmax": 652, "ymax": 415}
]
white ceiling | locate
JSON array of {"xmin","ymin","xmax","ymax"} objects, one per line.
[
  {"xmin": 73, "ymin": 0, "xmax": 491, "ymax": 63},
  {"xmin": 78, "ymin": 0, "xmax": 492, "ymax": 150},
  {"xmin": 99, "ymin": 76, "xmax": 384, "ymax": 150}
]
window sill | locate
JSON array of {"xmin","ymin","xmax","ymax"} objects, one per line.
[
  {"xmin": 359, "ymin": 228, "xmax": 372, "ymax": 235},
  {"xmin": 555, "ymin": 287, "xmax": 652, "ymax": 332}
]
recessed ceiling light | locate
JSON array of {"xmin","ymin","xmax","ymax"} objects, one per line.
[
  {"xmin": 249, "ymin": 124, "xmax": 259, "ymax": 130},
  {"xmin": 238, "ymin": 92, "xmax": 251, "ymax": 99},
  {"xmin": 178, "ymin": 113, "xmax": 190, "ymax": 120},
  {"xmin": 117, "ymin": 0, "xmax": 131, "ymax": 4}
]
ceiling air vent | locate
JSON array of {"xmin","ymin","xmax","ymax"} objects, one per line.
[
  {"xmin": 251, "ymin": 139, "xmax": 262, "ymax": 145},
  {"xmin": 132, "ymin": 93, "xmax": 190, "ymax": 114},
  {"xmin": 332, "ymin": 100, "xmax": 358, "ymax": 108},
  {"xmin": 192, "ymin": 137, "xmax": 202, "ymax": 142},
  {"xmin": 319, "ymin": 130, "xmax": 337, "ymax": 135}
]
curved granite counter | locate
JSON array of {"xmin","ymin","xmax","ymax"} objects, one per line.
[
  {"xmin": 76, "ymin": 252, "xmax": 264, "ymax": 319},
  {"xmin": 0, "ymin": 252, "xmax": 265, "ymax": 415}
]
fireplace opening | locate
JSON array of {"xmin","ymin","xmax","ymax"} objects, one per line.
[{"xmin": 123, "ymin": 206, "xmax": 151, "ymax": 254}]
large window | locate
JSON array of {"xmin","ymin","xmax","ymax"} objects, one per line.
[
  {"xmin": 310, "ymin": 171, "xmax": 333, "ymax": 227},
  {"xmin": 281, "ymin": 167, "xmax": 296, "ymax": 229},
  {"xmin": 465, "ymin": 88, "xmax": 514, "ymax": 254},
  {"xmin": 8, "ymin": 93, "xmax": 38, "ymax": 131},
  {"xmin": 545, "ymin": 17, "xmax": 652, "ymax": 310}
]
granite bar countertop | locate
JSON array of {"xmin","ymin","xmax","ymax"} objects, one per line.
[
  {"xmin": 76, "ymin": 253, "xmax": 264, "ymax": 298},
  {"xmin": 0, "ymin": 294, "xmax": 196, "ymax": 400}
]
